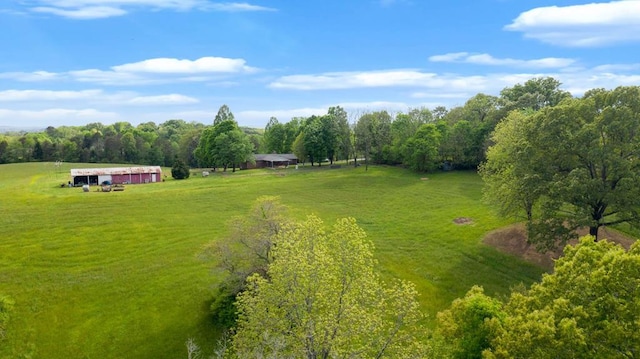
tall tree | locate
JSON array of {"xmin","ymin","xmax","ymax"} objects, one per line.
[
  {"xmin": 403, "ymin": 123, "xmax": 441, "ymax": 172},
  {"xmin": 232, "ymin": 215, "xmax": 426, "ymax": 358},
  {"xmin": 499, "ymin": 77, "xmax": 571, "ymax": 112},
  {"xmin": 328, "ymin": 106, "xmax": 351, "ymax": 162},
  {"xmin": 482, "ymin": 86, "xmax": 640, "ymax": 249},
  {"xmin": 264, "ymin": 117, "xmax": 287, "ymax": 153},
  {"xmin": 355, "ymin": 111, "xmax": 392, "ymax": 170},
  {"xmin": 214, "ymin": 104, "xmax": 235, "ymax": 126},
  {"xmin": 302, "ymin": 116, "xmax": 327, "ymax": 166},
  {"xmin": 204, "ymin": 196, "xmax": 289, "ymax": 327}
]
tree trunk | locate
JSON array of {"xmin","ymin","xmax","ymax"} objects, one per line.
[{"xmin": 590, "ymin": 225, "xmax": 599, "ymax": 241}]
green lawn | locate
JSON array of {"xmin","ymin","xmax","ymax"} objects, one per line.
[{"xmin": 0, "ymin": 162, "xmax": 545, "ymax": 358}]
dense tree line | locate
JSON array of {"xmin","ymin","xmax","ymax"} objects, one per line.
[
  {"xmin": 1, "ymin": 77, "xmax": 572, "ymax": 174},
  {"xmin": 0, "ymin": 120, "xmax": 208, "ymax": 167}
]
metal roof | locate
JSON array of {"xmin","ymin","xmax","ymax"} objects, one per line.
[
  {"xmin": 70, "ymin": 166, "xmax": 163, "ymax": 176},
  {"xmin": 254, "ymin": 154, "xmax": 298, "ymax": 162}
]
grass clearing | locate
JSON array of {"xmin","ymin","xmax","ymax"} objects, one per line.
[{"xmin": 0, "ymin": 162, "xmax": 545, "ymax": 358}]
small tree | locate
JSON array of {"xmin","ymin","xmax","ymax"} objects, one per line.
[
  {"xmin": 203, "ymin": 196, "xmax": 289, "ymax": 328},
  {"xmin": 171, "ymin": 158, "xmax": 190, "ymax": 180},
  {"xmin": 231, "ymin": 215, "xmax": 427, "ymax": 358}
]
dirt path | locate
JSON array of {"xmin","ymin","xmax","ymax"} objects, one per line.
[{"xmin": 483, "ymin": 224, "xmax": 636, "ymax": 271}]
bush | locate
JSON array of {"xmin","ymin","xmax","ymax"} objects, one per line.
[{"xmin": 171, "ymin": 158, "xmax": 190, "ymax": 180}]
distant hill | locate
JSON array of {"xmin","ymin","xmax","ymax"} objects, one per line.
[
  {"xmin": 240, "ymin": 126, "xmax": 264, "ymax": 135},
  {"xmin": 0, "ymin": 126, "xmax": 45, "ymax": 134}
]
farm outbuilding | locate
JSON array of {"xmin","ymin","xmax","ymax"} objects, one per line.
[
  {"xmin": 241, "ymin": 154, "xmax": 298, "ymax": 170},
  {"xmin": 70, "ymin": 166, "xmax": 163, "ymax": 186}
]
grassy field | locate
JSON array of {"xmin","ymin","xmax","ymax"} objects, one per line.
[{"xmin": 0, "ymin": 162, "xmax": 545, "ymax": 358}]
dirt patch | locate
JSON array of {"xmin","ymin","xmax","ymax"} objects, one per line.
[
  {"xmin": 483, "ymin": 224, "xmax": 636, "ymax": 270},
  {"xmin": 453, "ymin": 217, "xmax": 474, "ymax": 225},
  {"xmin": 420, "ymin": 177, "xmax": 429, "ymax": 181}
]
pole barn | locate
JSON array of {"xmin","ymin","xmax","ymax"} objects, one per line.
[{"xmin": 70, "ymin": 166, "xmax": 163, "ymax": 186}]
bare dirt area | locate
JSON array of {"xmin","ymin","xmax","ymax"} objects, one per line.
[
  {"xmin": 453, "ymin": 217, "xmax": 474, "ymax": 225},
  {"xmin": 483, "ymin": 223, "xmax": 636, "ymax": 271}
]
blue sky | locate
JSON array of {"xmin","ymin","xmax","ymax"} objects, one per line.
[{"xmin": 1, "ymin": 0, "xmax": 639, "ymax": 129}]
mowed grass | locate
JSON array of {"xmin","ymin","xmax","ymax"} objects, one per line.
[{"xmin": 0, "ymin": 162, "xmax": 545, "ymax": 358}]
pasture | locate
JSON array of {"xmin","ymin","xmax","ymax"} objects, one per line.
[{"xmin": 0, "ymin": 162, "xmax": 544, "ymax": 358}]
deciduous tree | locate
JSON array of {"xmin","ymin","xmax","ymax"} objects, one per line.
[
  {"xmin": 485, "ymin": 238, "xmax": 640, "ymax": 358},
  {"xmin": 482, "ymin": 86, "xmax": 640, "ymax": 249},
  {"xmin": 231, "ymin": 216, "xmax": 426, "ymax": 358}
]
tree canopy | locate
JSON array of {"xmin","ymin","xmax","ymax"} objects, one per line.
[
  {"xmin": 230, "ymin": 215, "xmax": 426, "ymax": 358},
  {"xmin": 481, "ymin": 86, "xmax": 640, "ymax": 249},
  {"xmin": 487, "ymin": 238, "xmax": 640, "ymax": 358},
  {"xmin": 436, "ymin": 238, "xmax": 640, "ymax": 359}
]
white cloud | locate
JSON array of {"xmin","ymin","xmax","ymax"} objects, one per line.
[
  {"xmin": 505, "ymin": 1, "xmax": 640, "ymax": 47},
  {"xmin": 0, "ymin": 71, "xmax": 61, "ymax": 82},
  {"xmin": 429, "ymin": 52, "xmax": 576, "ymax": 68},
  {"xmin": 427, "ymin": 52, "xmax": 468, "ymax": 62},
  {"xmin": 32, "ymin": 6, "xmax": 127, "ymax": 19},
  {"xmin": 268, "ymin": 64, "xmax": 640, "ymax": 100},
  {"xmin": 23, "ymin": 1, "xmax": 276, "ymax": 19},
  {"xmin": 0, "ymin": 56, "xmax": 257, "ymax": 86},
  {"xmin": 270, "ymin": 70, "xmax": 437, "ymax": 90},
  {"xmin": 0, "ymin": 89, "xmax": 102, "ymax": 101},
  {"xmin": 0, "ymin": 89, "xmax": 199, "ymax": 106},
  {"xmin": 127, "ymin": 94, "xmax": 199, "ymax": 105},
  {"xmin": 205, "ymin": 3, "xmax": 276, "ymax": 12},
  {"xmin": 112, "ymin": 57, "xmax": 256, "ymax": 74},
  {"xmin": 269, "ymin": 70, "xmax": 490, "ymax": 91}
]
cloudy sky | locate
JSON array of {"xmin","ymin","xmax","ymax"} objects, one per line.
[{"xmin": 1, "ymin": 0, "xmax": 639, "ymax": 128}]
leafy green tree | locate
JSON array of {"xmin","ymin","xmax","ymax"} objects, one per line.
[
  {"xmin": 171, "ymin": 158, "xmax": 190, "ymax": 180},
  {"xmin": 482, "ymin": 86, "xmax": 640, "ymax": 249},
  {"xmin": 485, "ymin": 237, "xmax": 640, "ymax": 358},
  {"xmin": 292, "ymin": 131, "xmax": 307, "ymax": 165},
  {"xmin": 355, "ymin": 111, "xmax": 392, "ymax": 170},
  {"xmin": 402, "ymin": 123, "xmax": 441, "ymax": 172},
  {"xmin": 264, "ymin": 117, "xmax": 287, "ymax": 153},
  {"xmin": 479, "ymin": 110, "xmax": 545, "ymax": 223},
  {"xmin": 390, "ymin": 112, "xmax": 425, "ymax": 164},
  {"xmin": 231, "ymin": 215, "xmax": 426, "ymax": 358},
  {"xmin": 214, "ymin": 104, "xmax": 235, "ymax": 126},
  {"xmin": 195, "ymin": 118, "xmax": 253, "ymax": 172},
  {"xmin": 435, "ymin": 286, "xmax": 504, "ymax": 359},
  {"xmin": 328, "ymin": 106, "xmax": 352, "ymax": 162},
  {"xmin": 302, "ymin": 116, "xmax": 327, "ymax": 166},
  {"xmin": 499, "ymin": 77, "xmax": 571, "ymax": 112},
  {"xmin": 283, "ymin": 118, "xmax": 302, "ymax": 154},
  {"xmin": 204, "ymin": 196, "xmax": 289, "ymax": 328}
]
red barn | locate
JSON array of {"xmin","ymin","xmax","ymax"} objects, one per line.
[{"xmin": 70, "ymin": 166, "xmax": 163, "ymax": 186}]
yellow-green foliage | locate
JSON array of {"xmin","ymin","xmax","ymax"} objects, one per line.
[
  {"xmin": 486, "ymin": 238, "xmax": 640, "ymax": 358},
  {"xmin": 232, "ymin": 216, "xmax": 427, "ymax": 358}
]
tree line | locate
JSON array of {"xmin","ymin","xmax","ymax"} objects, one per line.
[{"xmin": 1, "ymin": 77, "xmax": 572, "ymax": 173}]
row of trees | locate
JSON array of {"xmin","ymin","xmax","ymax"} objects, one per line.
[
  {"xmin": 1, "ymin": 77, "xmax": 572, "ymax": 173},
  {"xmin": 262, "ymin": 77, "xmax": 571, "ymax": 171},
  {"xmin": 199, "ymin": 197, "xmax": 639, "ymax": 358},
  {"xmin": 0, "ymin": 120, "xmax": 208, "ymax": 167}
]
